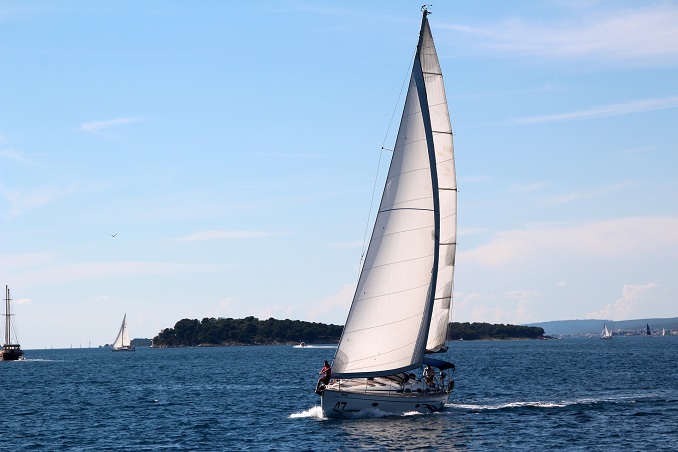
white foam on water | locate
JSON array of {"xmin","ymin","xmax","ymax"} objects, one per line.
[
  {"xmin": 449, "ymin": 393, "xmax": 661, "ymax": 412},
  {"xmin": 449, "ymin": 400, "xmax": 568, "ymax": 410},
  {"xmin": 292, "ymin": 345, "xmax": 337, "ymax": 349},
  {"xmin": 12, "ymin": 358, "xmax": 62, "ymax": 362},
  {"xmin": 289, "ymin": 406, "xmax": 403, "ymax": 420},
  {"xmin": 289, "ymin": 406, "xmax": 324, "ymax": 419}
]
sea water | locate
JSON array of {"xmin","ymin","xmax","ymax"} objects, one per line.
[{"xmin": 1, "ymin": 337, "xmax": 677, "ymax": 450}]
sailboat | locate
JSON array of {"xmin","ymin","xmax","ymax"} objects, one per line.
[
  {"xmin": 2, "ymin": 285, "xmax": 24, "ymax": 361},
  {"xmin": 662, "ymin": 328, "xmax": 666, "ymax": 337},
  {"xmin": 318, "ymin": 8, "xmax": 457, "ymax": 417},
  {"xmin": 111, "ymin": 313, "xmax": 136, "ymax": 351},
  {"xmin": 601, "ymin": 325, "xmax": 612, "ymax": 339},
  {"xmin": 646, "ymin": 323, "xmax": 651, "ymax": 336}
]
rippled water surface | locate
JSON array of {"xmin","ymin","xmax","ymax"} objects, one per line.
[{"xmin": 2, "ymin": 337, "xmax": 677, "ymax": 450}]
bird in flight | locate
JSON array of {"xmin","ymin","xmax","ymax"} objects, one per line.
[{"xmin": 110, "ymin": 233, "xmax": 118, "ymax": 237}]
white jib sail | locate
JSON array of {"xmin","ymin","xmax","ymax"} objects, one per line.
[
  {"xmin": 419, "ymin": 17, "xmax": 457, "ymax": 353},
  {"xmin": 332, "ymin": 14, "xmax": 441, "ymax": 378},
  {"xmin": 112, "ymin": 314, "xmax": 130, "ymax": 348}
]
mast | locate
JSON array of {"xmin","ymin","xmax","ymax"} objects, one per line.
[
  {"xmin": 413, "ymin": 6, "xmax": 441, "ymax": 356},
  {"xmin": 4, "ymin": 285, "xmax": 10, "ymax": 345}
]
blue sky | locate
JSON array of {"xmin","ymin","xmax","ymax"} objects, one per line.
[{"xmin": 2, "ymin": 1, "xmax": 677, "ymax": 349}]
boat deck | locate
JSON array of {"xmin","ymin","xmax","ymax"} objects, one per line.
[{"xmin": 324, "ymin": 375, "xmax": 448, "ymax": 396}]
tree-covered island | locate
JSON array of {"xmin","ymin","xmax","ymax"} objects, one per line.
[{"xmin": 151, "ymin": 317, "xmax": 546, "ymax": 347}]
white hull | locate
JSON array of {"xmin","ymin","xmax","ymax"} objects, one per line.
[
  {"xmin": 320, "ymin": 377, "xmax": 450, "ymax": 417},
  {"xmin": 112, "ymin": 345, "xmax": 135, "ymax": 352}
]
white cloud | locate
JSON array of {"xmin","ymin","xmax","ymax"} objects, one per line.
[
  {"xmin": 514, "ymin": 96, "xmax": 678, "ymax": 124},
  {"xmin": 307, "ymin": 283, "xmax": 355, "ymax": 323},
  {"xmin": 460, "ymin": 216, "xmax": 678, "ymax": 268},
  {"xmin": 79, "ymin": 117, "xmax": 146, "ymax": 134},
  {"xmin": 459, "ymin": 175, "xmax": 493, "ymax": 184},
  {"xmin": 1, "ymin": 184, "xmax": 77, "ymax": 217},
  {"xmin": 444, "ymin": 4, "xmax": 678, "ymax": 63},
  {"xmin": 510, "ymin": 182, "xmax": 548, "ymax": 193},
  {"xmin": 0, "ymin": 148, "xmax": 30, "ymax": 163},
  {"xmin": 0, "ymin": 253, "xmax": 56, "ymax": 271},
  {"xmin": 14, "ymin": 297, "xmax": 32, "ymax": 305},
  {"xmin": 543, "ymin": 181, "xmax": 633, "ymax": 205},
  {"xmin": 327, "ymin": 240, "xmax": 363, "ymax": 249},
  {"xmin": 8, "ymin": 261, "xmax": 216, "ymax": 286},
  {"xmin": 174, "ymin": 230, "xmax": 275, "ymax": 241},
  {"xmin": 454, "ymin": 292, "xmax": 535, "ymax": 324},
  {"xmin": 585, "ymin": 282, "xmax": 658, "ymax": 320}
]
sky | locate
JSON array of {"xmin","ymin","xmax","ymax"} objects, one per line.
[{"xmin": 1, "ymin": 1, "xmax": 677, "ymax": 349}]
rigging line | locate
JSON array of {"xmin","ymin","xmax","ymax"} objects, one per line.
[{"xmin": 357, "ymin": 48, "xmax": 417, "ymax": 275}]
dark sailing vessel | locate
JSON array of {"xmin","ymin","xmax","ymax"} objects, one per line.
[
  {"xmin": 646, "ymin": 323, "xmax": 651, "ymax": 336},
  {"xmin": 2, "ymin": 285, "xmax": 24, "ymax": 361}
]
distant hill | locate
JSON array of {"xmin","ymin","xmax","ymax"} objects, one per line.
[{"xmin": 525, "ymin": 317, "xmax": 678, "ymax": 336}]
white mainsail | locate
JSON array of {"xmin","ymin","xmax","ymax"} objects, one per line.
[
  {"xmin": 112, "ymin": 314, "xmax": 131, "ymax": 349},
  {"xmin": 332, "ymin": 12, "xmax": 453, "ymax": 378}
]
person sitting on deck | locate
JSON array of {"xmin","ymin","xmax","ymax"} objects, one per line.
[
  {"xmin": 423, "ymin": 365, "xmax": 435, "ymax": 386},
  {"xmin": 315, "ymin": 360, "xmax": 332, "ymax": 394}
]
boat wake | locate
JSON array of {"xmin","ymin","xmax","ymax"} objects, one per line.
[
  {"xmin": 11, "ymin": 358, "xmax": 61, "ymax": 362},
  {"xmin": 451, "ymin": 401, "xmax": 568, "ymax": 410},
  {"xmin": 449, "ymin": 393, "xmax": 667, "ymax": 411},
  {"xmin": 292, "ymin": 345, "xmax": 337, "ymax": 349}
]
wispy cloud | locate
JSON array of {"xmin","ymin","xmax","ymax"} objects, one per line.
[
  {"xmin": 1, "ymin": 184, "xmax": 77, "ymax": 217},
  {"xmin": 174, "ymin": 230, "xmax": 275, "ymax": 242},
  {"xmin": 307, "ymin": 283, "xmax": 355, "ymax": 323},
  {"xmin": 460, "ymin": 216, "xmax": 678, "ymax": 268},
  {"xmin": 459, "ymin": 175, "xmax": 493, "ymax": 184},
  {"xmin": 443, "ymin": 4, "xmax": 678, "ymax": 64},
  {"xmin": 513, "ymin": 96, "xmax": 678, "ymax": 124},
  {"xmin": 0, "ymin": 253, "xmax": 56, "ymax": 273},
  {"xmin": 454, "ymin": 292, "xmax": 535, "ymax": 325},
  {"xmin": 327, "ymin": 240, "xmax": 363, "ymax": 249},
  {"xmin": 79, "ymin": 117, "xmax": 147, "ymax": 134},
  {"xmin": 510, "ymin": 182, "xmax": 548, "ymax": 193},
  {"xmin": 0, "ymin": 148, "xmax": 31, "ymax": 164},
  {"xmin": 8, "ymin": 261, "xmax": 215, "ymax": 286},
  {"xmin": 257, "ymin": 151, "xmax": 319, "ymax": 159},
  {"xmin": 543, "ymin": 181, "xmax": 633, "ymax": 205}
]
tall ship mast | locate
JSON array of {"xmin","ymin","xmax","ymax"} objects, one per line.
[{"xmin": 2, "ymin": 285, "xmax": 25, "ymax": 361}]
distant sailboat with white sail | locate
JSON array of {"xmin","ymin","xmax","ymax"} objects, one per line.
[
  {"xmin": 601, "ymin": 325, "xmax": 612, "ymax": 339},
  {"xmin": 111, "ymin": 314, "xmax": 135, "ymax": 351},
  {"xmin": 317, "ymin": 7, "xmax": 456, "ymax": 417}
]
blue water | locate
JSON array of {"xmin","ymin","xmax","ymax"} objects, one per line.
[{"xmin": 2, "ymin": 337, "xmax": 677, "ymax": 450}]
